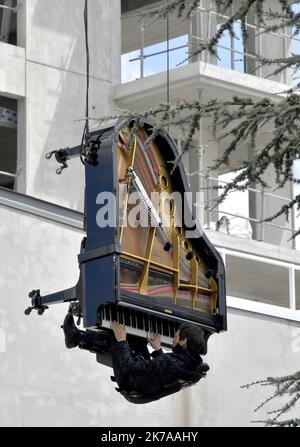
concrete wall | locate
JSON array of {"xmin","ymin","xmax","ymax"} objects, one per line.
[
  {"xmin": 0, "ymin": 42, "xmax": 25, "ymax": 98},
  {"xmin": 16, "ymin": 0, "xmax": 121, "ymax": 210},
  {"xmin": 0, "ymin": 204, "xmax": 298, "ymax": 427},
  {"xmin": 0, "ymin": 0, "xmax": 298, "ymax": 428},
  {"xmin": 191, "ymin": 308, "xmax": 299, "ymax": 427}
]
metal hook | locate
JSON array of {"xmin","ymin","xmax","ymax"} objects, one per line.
[{"xmin": 45, "ymin": 151, "xmax": 56, "ymax": 160}]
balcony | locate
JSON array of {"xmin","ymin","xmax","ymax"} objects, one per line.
[{"xmin": 121, "ymin": 0, "xmax": 299, "ymax": 86}]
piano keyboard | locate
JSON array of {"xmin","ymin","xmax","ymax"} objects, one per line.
[{"xmin": 99, "ymin": 303, "xmax": 178, "ymax": 347}]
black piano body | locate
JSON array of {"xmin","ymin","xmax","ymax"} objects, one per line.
[{"xmin": 26, "ymin": 119, "xmax": 227, "ymax": 368}]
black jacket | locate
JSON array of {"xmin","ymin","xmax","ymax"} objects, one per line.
[{"xmin": 112, "ymin": 341, "xmax": 204, "ymax": 395}]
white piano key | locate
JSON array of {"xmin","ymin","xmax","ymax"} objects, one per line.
[{"xmin": 101, "ymin": 317, "xmax": 173, "ymax": 347}]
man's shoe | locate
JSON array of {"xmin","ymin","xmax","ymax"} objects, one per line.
[{"xmin": 62, "ymin": 313, "xmax": 82, "ymax": 349}]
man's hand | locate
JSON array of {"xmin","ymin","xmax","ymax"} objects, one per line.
[
  {"xmin": 148, "ymin": 332, "xmax": 161, "ymax": 351},
  {"xmin": 111, "ymin": 321, "xmax": 127, "ymax": 342}
]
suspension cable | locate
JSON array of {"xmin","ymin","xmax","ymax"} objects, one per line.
[{"xmin": 80, "ymin": 0, "xmax": 91, "ymax": 165}]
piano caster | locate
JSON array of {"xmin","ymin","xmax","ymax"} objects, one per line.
[{"xmin": 24, "ymin": 290, "xmax": 49, "ymax": 316}]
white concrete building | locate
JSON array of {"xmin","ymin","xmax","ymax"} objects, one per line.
[{"xmin": 0, "ymin": 0, "xmax": 299, "ymax": 427}]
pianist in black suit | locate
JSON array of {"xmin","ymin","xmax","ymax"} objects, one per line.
[{"xmin": 110, "ymin": 321, "xmax": 206, "ymax": 396}]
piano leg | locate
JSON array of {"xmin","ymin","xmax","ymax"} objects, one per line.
[{"xmin": 25, "ymin": 276, "xmax": 82, "ymax": 316}]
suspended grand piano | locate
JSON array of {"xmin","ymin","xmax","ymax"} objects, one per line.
[{"xmin": 25, "ymin": 119, "xmax": 227, "ymax": 366}]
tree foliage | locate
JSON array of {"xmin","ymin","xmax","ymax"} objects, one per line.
[
  {"xmin": 242, "ymin": 371, "xmax": 300, "ymax": 426},
  {"xmin": 100, "ymin": 1, "xmax": 300, "ymax": 235}
]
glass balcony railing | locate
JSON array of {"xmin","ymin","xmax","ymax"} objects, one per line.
[
  {"xmin": 193, "ymin": 172, "xmax": 298, "ymax": 250},
  {"xmin": 122, "ymin": 33, "xmax": 189, "ymax": 83},
  {"xmin": 121, "ymin": 1, "xmax": 299, "ymax": 85}
]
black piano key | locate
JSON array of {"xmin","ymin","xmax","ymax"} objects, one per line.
[
  {"xmin": 118, "ymin": 308, "xmax": 124, "ymax": 325},
  {"xmin": 137, "ymin": 312, "xmax": 143, "ymax": 330},
  {"xmin": 144, "ymin": 314, "xmax": 149, "ymax": 332},
  {"xmin": 122, "ymin": 309, "xmax": 126, "ymax": 326},
  {"xmin": 105, "ymin": 305, "xmax": 110, "ymax": 321},
  {"xmin": 149, "ymin": 315, "xmax": 153, "ymax": 333},
  {"xmin": 135, "ymin": 313, "xmax": 139, "ymax": 329},
  {"xmin": 124, "ymin": 308, "xmax": 130, "ymax": 326},
  {"xmin": 169, "ymin": 321, "xmax": 175, "ymax": 338},
  {"xmin": 100, "ymin": 306, "xmax": 105, "ymax": 321},
  {"xmin": 167, "ymin": 321, "xmax": 171, "ymax": 337},
  {"xmin": 151, "ymin": 316, "xmax": 157, "ymax": 333},
  {"xmin": 111, "ymin": 303, "xmax": 117, "ymax": 322},
  {"xmin": 135, "ymin": 311, "xmax": 139, "ymax": 329},
  {"xmin": 157, "ymin": 318, "xmax": 162, "ymax": 334},
  {"xmin": 162, "ymin": 320, "xmax": 169, "ymax": 337},
  {"xmin": 140, "ymin": 314, "xmax": 144, "ymax": 330},
  {"xmin": 131, "ymin": 310, "xmax": 136, "ymax": 328},
  {"xmin": 148, "ymin": 316, "xmax": 152, "ymax": 332}
]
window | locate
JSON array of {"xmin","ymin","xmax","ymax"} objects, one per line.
[
  {"xmin": 215, "ymin": 1, "xmax": 291, "ymax": 82},
  {"xmin": 291, "ymin": 2, "xmax": 300, "ymax": 85},
  {"xmin": 0, "ymin": 96, "xmax": 17, "ymax": 190},
  {"xmin": 122, "ymin": 34, "xmax": 189, "ymax": 83},
  {"xmin": 215, "ymin": 170, "xmax": 253, "ymax": 239},
  {"xmin": 121, "ymin": 1, "xmax": 189, "ymax": 82},
  {"xmin": 226, "ymin": 254, "xmax": 290, "ymax": 308},
  {"xmin": 217, "ymin": 20, "xmax": 246, "ymax": 73},
  {"xmin": 295, "ymin": 269, "xmax": 300, "ymax": 310},
  {"xmin": 0, "ymin": 0, "xmax": 17, "ymax": 45},
  {"xmin": 294, "ymin": 159, "xmax": 300, "ymax": 250}
]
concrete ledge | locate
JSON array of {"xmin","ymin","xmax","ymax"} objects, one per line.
[
  {"xmin": 114, "ymin": 61, "xmax": 289, "ymax": 110},
  {"xmin": 0, "ymin": 42, "xmax": 25, "ymax": 98},
  {"xmin": 228, "ymin": 296, "xmax": 300, "ymax": 323},
  {"xmin": 206, "ymin": 229, "xmax": 300, "ymax": 267},
  {"xmin": 0, "ymin": 188, "xmax": 83, "ymax": 230}
]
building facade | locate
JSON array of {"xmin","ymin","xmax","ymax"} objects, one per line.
[{"xmin": 0, "ymin": 0, "xmax": 299, "ymax": 426}]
